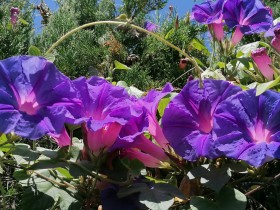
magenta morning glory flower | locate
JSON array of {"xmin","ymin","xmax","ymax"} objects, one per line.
[
  {"xmin": 0, "ymin": 56, "xmax": 82, "ymax": 139},
  {"xmin": 251, "ymin": 48, "xmax": 274, "ymax": 81},
  {"xmin": 223, "ymin": 0, "xmax": 273, "ymax": 45},
  {"xmin": 214, "ymin": 89, "xmax": 280, "ymax": 167},
  {"xmin": 10, "ymin": 7, "xmax": 20, "ymax": 26},
  {"xmin": 162, "ymin": 79, "xmax": 241, "ymax": 161},
  {"xmin": 271, "ymin": 28, "xmax": 280, "ymax": 53},
  {"xmin": 192, "ymin": 0, "xmax": 225, "ymax": 41},
  {"xmin": 73, "ymin": 77, "xmax": 147, "ymax": 155}
]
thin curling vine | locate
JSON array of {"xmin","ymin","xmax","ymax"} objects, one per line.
[{"xmin": 45, "ymin": 20, "xmax": 203, "ymax": 79}]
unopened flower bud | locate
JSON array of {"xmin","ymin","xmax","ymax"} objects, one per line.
[
  {"xmin": 271, "ymin": 28, "xmax": 280, "ymax": 53},
  {"xmin": 179, "ymin": 58, "xmax": 188, "ymax": 69},
  {"xmin": 10, "ymin": 7, "xmax": 20, "ymax": 26},
  {"xmin": 251, "ymin": 48, "xmax": 274, "ymax": 80}
]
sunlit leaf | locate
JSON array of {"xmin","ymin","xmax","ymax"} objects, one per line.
[
  {"xmin": 28, "ymin": 45, "xmax": 42, "ymax": 56},
  {"xmin": 19, "ymin": 18, "xmax": 29, "ymax": 25},
  {"xmin": 114, "ymin": 60, "xmax": 131, "ymax": 70},
  {"xmin": 256, "ymin": 75, "xmax": 280, "ymax": 96}
]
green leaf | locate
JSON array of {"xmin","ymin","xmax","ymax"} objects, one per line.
[
  {"xmin": 139, "ymin": 189, "xmax": 174, "ymax": 210},
  {"xmin": 44, "ymin": 53, "xmax": 55, "ymax": 62},
  {"xmin": 57, "ymin": 167, "xmax": 73, "ymax": 179},
  {"xmin": 201, "ymin": 69, "xmax": 226, "ymax": 80},
  {"xmin": 12, "ymin": 143, "xmax": 40, "ymax": 165},
  {"xmin": 158, "ymin": 97, "xmax": 171, "ymax": 117},
  {"xmin": 165, "ymin": 28, "xmax": 175, "ymax": 39},
  {"xmin": 6, "ymin": 22, "xmax": 13, "ymax": 30},
  {"xmin": 256, "ymin": 75, "xmax": 280, "ymax": 96},
  {"xmin": 138, "ymin": 183, "xmax": 184, "ymax": 210},
  {"xmin": 19, "ymin": 18, "xmax": 29, "ymax": 25},
  {"xmin": 18, "ymin": 169, "xmax": 79, "ymax": 210},
  {"xmin": 187, "ymin": 164, "xmax": 231, "ymax": 192},
  {"xmin": 190, "ymin": 196, "xmax": 217, "ymax": 210},
  {"xmin": 191, "ymin": 38, "xmax": 210, "ymax": 55},
  {"xmin": 69, "ymin": 145, "xmax": 82, "ymax": 162},
  {"xmin": 115, "ymin": 14, "xmax": 128, "ymax": 21},
  {"xmin": 117, "ymin": 81, "xmax": 144, "ymax": 98},
  {"xmin": 236, "ymin": 42, "xmax": 259, "ymax": 58},
  {"xmin": 28, "ymin": 45, "xmax": 42, "ymax": 56},
  {"xmin": 0, "ymin": 165, "xmax": 3, "ymax": 174},
  {"xmin": 114, "ymin": 60, "xmax": 131, "ymax": 70},
  {"xmin": 0, "ymin": 143, "xmax": 14, "ymax": 152},
  {"xmin": 118, "ymin": 183, "xmax": 149, "ymax": 198},
  {"xmin": 28, "ymin": 159, "xmax": 67, "ymax": 170},
  {"xmin": 120, "ymin": 158, "xmax": 145, "ymax": 177},
  {"xmin": 20, "ymin": 188, "xmax": 54, "ymax": 210},
  {"xmin": 190, "ymin": 187, "xmax": 247, "ymax": 210},
  {"xmin": 0, "ymin": 134, "xmax": 7, "ymax": 145},
  {"xmin": 194, "ymin": 57, "xmax": 205, "ymax": 67},
  {"xmin": 36, "ymin": 147, "xmax": 58, "ymax": 159},
  {"xmin": 216, "ymin": 187, "xmax": 247, "ymax": 210}
]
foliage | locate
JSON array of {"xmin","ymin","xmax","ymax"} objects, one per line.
[
  {"xmin": 0, "ymin": 0, "xmax": 34, "ymax": 60},
  {"xmin": 1, "ymin": 0, "xmax": 280, "ymax": 210}
]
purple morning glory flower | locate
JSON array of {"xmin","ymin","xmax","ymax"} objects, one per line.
[
  {"xmin": 73, "ymin": 77, "xmax": 147, "ymax": 155},
  {"xmin": 192, "ymin": 0, "xmax": 225, "ymax": 41},
  {"xmin": 223, "ymin": 0, "xmax": 273, "ymax": 45},
  {"xmin": 214, "ymin": 89, "xmax": 280, "ymax": 167},
  {"xmin": 138, "ymin": 83, "xmax": 174, "ymax": 150},
  {"xmin": 271, "ymin": 28, "xmax": 280, "ymax": 53},
  {"xmin": 10, "ymin": 7, "xmax": 20, "ymax": 26},
  {"xmin": 0, "ymin": 56, "xmax": 82, "ymax": 140},
  {"xmin": 162, "ymin": 79, "xmax": 241, "ymax": 161},
  {"xmin": 144, "ymin": 21, "xmax": 157, "ymax": 32},
  {"xmin": 264, "ymin": 23, "xmax": 280, "ymax": 37}
]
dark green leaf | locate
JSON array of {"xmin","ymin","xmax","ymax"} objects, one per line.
[
  {"xmin": 216, "ymin": 187, "xmax": 247, "ymax": 210},
  {"xmin": 12, "ymin": 143, "xmax": 40, "ymax": 165},
  {"xmin": 187, "ymin": 164, "xmax": 231, "ymax": 192},
  {"xmin": 190, "ymin": 196, "xmax": 217, "ymax": 210},
  {"xmin": 28, "ymin": 159, "xmax": 67, "ymax": 170}
]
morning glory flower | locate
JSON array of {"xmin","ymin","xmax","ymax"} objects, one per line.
[
  {"xmin": 264, "ymin": 23, "xmax": 280, "ymax": 37},
  {"xmin": 144, "ymin": 21, "xmax": 157, "ymax": 32},
  {"xmin": 10, "ymin": 7, "xmax": 20, "ymax": 26},
  {"xmin": 223, "ymin": 0, "xmax": 273, "ymax": 45},
  {"xmin": 138, "ymin": 83, "xmax": 174, "ymax": 151},
  {"xmin": 111, "ymin": 113, "xmax": 168, "ymax": 166},
  {"xmin": 192, "ymin": 0, "xmax": 225, "ymax": 41},
  {"xmin": 0, "ymin": 56, "xmax": 82, "ymax": 139},
  {"xmin": 214, "ymin": 89, "xmax": 280, "ymax": 167},
  {"xmin": 162, "ymin": 79, "xmax": 241, "ymax": 161},
  {"xmin": 251, "ymin": 48, "xmax": 274, "ymax": 81},
  {"xmin": 271, "ymin": 28, "xmax": 280, "ymax": 53},
  {"xmin": 73, "ymin": 77, "xmax": 147, "ymax": 155}
]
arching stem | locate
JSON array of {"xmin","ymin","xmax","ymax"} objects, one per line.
[{"xmin": 46, "ymin": 20, "xmax": 202, "ymax": 79}]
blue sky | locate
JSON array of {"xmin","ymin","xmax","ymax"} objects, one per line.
[{"xmin": 32, "ymin": 0, "xmax": 203, "ymax": 31}]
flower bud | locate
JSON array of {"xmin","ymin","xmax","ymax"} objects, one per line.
[
  {"xmin": 271, "ymin": 28, "xmax": 280, "ymax": 53},
  {"xmin": 251, "ymin": 48, "xmax": 274, "ymax": 81},
  {"xmin": 10, "ymin": 7, "xmax": 20, "ymax": 26}
]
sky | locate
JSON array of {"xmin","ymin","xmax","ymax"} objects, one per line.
[{"xmin": 31, "ymin": 0, "xmax": 203, "ymax": 32}]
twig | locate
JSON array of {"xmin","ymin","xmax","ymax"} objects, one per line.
[{"xmin": 245, "ymin": 172, "xmax": 280, "ymax": 196}]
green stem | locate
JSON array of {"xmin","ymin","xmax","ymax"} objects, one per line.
[
  {"xmin": 0, "ymin": 179, "xmax": 6, "ymax": 210},
  {"xmin": 67, "ymin": 160, "xmax": 131, "ymax": 186},
  {"xmin": 46, "ymin": 20, "xmax": 202, "ymax": 78}
]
